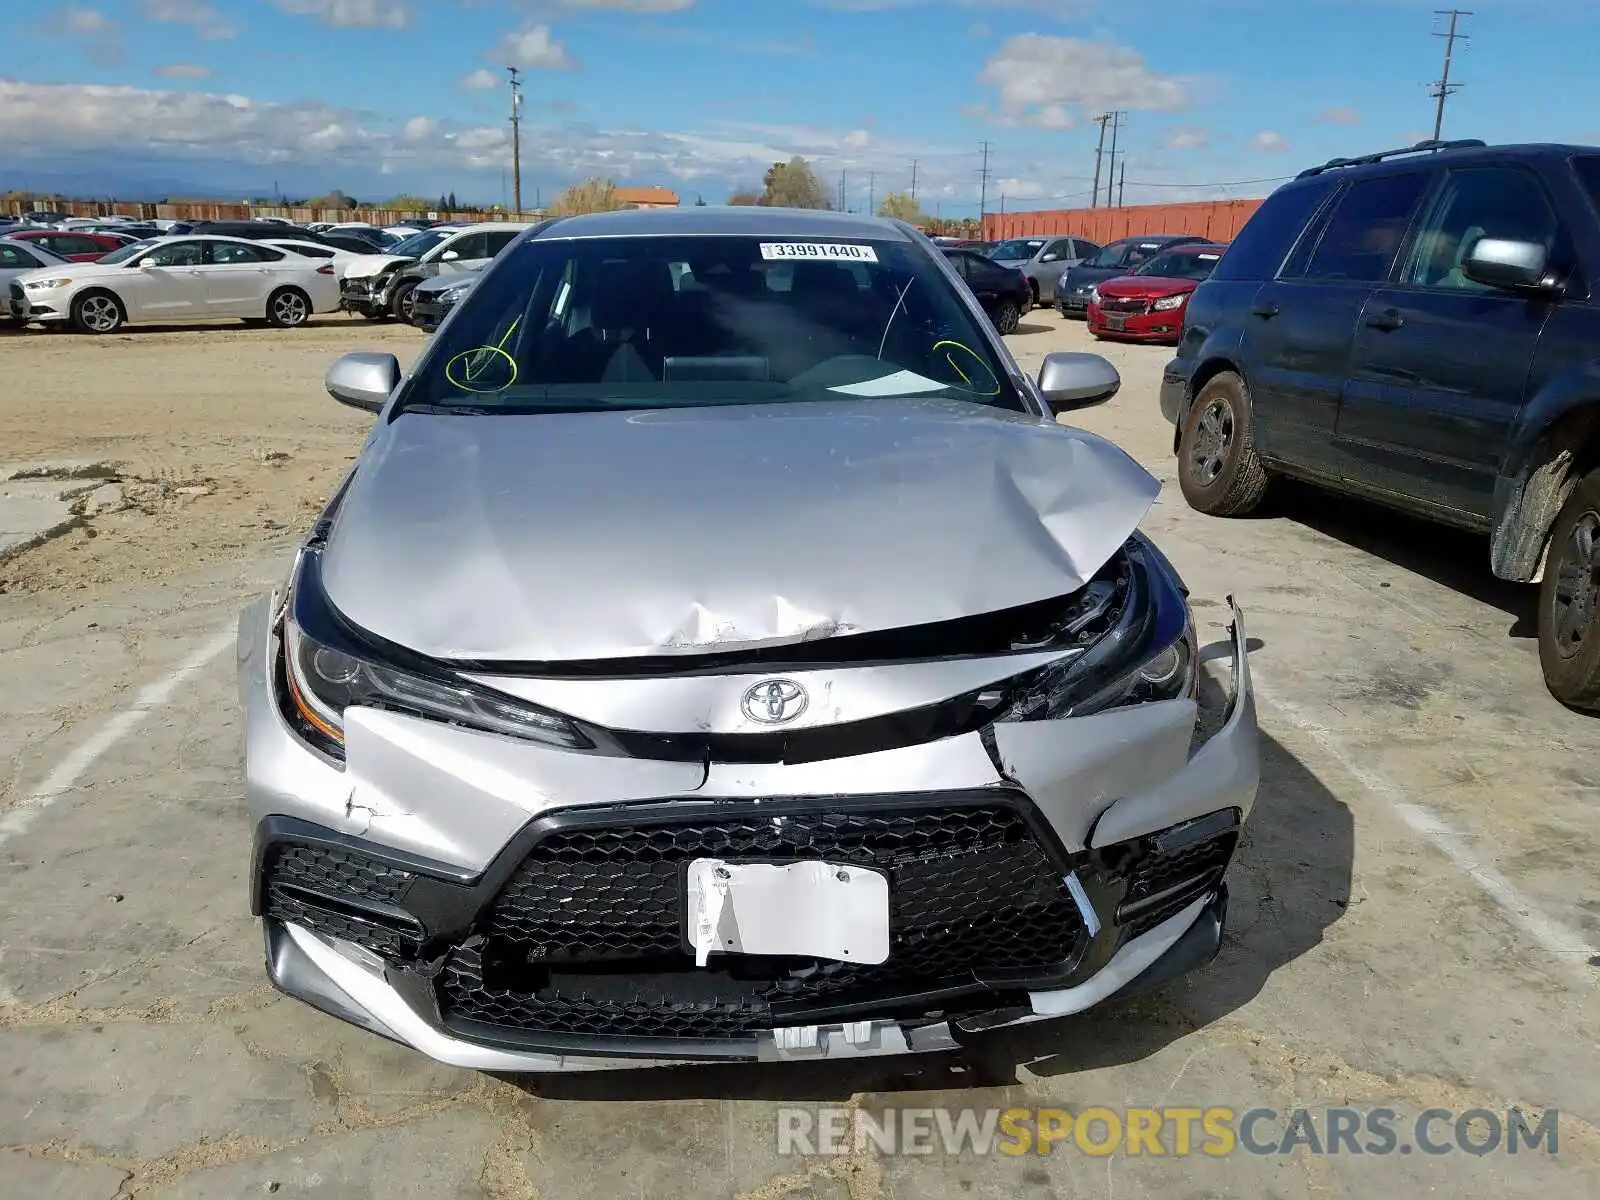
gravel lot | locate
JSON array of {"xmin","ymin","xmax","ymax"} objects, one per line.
[{"xmin": 1, "ymin": 312, "xmax": 1598, "ymax": 1197}]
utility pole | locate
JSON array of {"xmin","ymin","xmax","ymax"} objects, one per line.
[
  {"xmin": 1104, "ymin": 111, "xmax": 1123, "ymax": 208},
  {"xmin": 1118, "ymin": 160, "xmax": 1126, "ymax": 207},
  {"xmin": 506, "ymin": 66, "xmax": 523, "ymax": 215},
  {"xmin": 977, "ymin": 139, "xmax": 992, "ymax": 227},
  {"xmin": 1430, "ymin": 9, "xmax": 1471, "ymax": 141},
  {"xmin": 838, "ymin": 168, "xmax": 847, "ymax": 211},
  {"xmin": 1090, "ymin": 113, "xmax": 1110, "ymax": 209},
  {"xmin": 910, "ymin": 158, "xmax": 918, "ymax": 201},
  {"xmin": 868, "ymin": 171, "xmax": 875, "ymax": 215}
]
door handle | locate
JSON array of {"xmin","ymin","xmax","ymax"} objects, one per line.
[
  {"xmin": 1249, "ymin": 301, "xmax": 1279, "ymax": 319},
  {"xmin": 1365, "ymin": 308, "xmax": 1405, "ymax": 332}
]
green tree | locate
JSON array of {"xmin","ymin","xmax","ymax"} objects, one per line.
[
  {"xmin": 877, "ymin": 191, "xmax": 925, "ymax": 224},
  {"xmin": 447, "ymin": 190, "xmax": 458, "ymax": 210},
  {"xmin": 549, "ymin": 177, "xmax": 627, "ymax": 216},
  {"xmin": 727, "ymin": 189, "xmax": 763, "ymax": 206},
  {"xmin": 761, "ymin": 157, "xmax": 829, "ymax": 209}
]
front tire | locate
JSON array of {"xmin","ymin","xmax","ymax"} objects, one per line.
[
  {"xmin": 994, "ymin": 299, "xmax": 1021, "ymax": 335},
  {"xmin": 71, "ymin": 290, "xmax": 124, "ymax": 334},
  {"xmin": 266, "ymin": 287, "xmax": 311, "ymax": 328},
  {"xmin": 390, "ymin": 280, "xmax": 418, "ymax": 323},
  {"xmin": 1176, "ymin": 371, "xmax": 1270, "ymax": 516},
  {"xmin": 1538, "ymin": 467, "xmax": 1600, "ymax": 709}
]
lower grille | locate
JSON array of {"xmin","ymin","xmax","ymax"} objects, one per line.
[
  {"xmin": 437, "ymin": 801, "xmax": 1084, "ymax": 1040},
  {"xmin": 260, "ymin": 841, "xmax": 423, "ymax": 960},
  {"xmin": 1117, "ymin": 816, "xmax": 1238, "ymax": 942}
]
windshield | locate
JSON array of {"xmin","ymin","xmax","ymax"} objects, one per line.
[
  {"xmin": 1134, "ymin": 247, "xmax": 1224, "ymax": 280},
  {"xmin": 401, "ymin": 234, "xmax": 1025, "ymax": 416},
  {"xmin": 989, "ymin": 238, "xmax": 1045, "ymax": 261},
  {"xmin": 390, "ymin": 229, "xmax": 451, "ymax": 258},
  {"xmin": 1086, "ymin": 239, "xmax": 1167, "ymax": 269},
  {"xmin": 97, "ymin": 239, "xmax": 155, "ymax": 265}
]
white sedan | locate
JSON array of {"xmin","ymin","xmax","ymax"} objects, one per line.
[
  {"xmin": 0, "ymin": 238, "xmax": 72, "ymax": 322},
  {"xmin": 9, "ymin": 235, "xmax": 341, "ymax": 333},
  {"xmin": 265, "ymin": 238, "xmax": 367, "ymax": 278}
]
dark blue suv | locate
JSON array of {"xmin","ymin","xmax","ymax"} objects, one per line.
[{"xmin": 1160, "ymin": 139, "xmax": 1600, "ymax": 709}]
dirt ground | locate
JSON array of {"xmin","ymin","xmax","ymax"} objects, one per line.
[
  {"xmin": 0, "ymin": 316, "xmax": 420, "ymax": 595},
  {"xmin": 1, "ymin": 311, "xmax": 1598, "ymax": 1198}
]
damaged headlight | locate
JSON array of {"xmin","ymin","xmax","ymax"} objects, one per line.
[
  {"xmin": 277, "ymin": 550, "xmax": 591, "ymax": 761},
  {"xmin": 991, "ymin": 535, "xmax": 1197, "ymax": 721}
]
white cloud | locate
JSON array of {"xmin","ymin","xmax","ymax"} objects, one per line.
[
  {"xmin": 272, "ymin": 0, "xmax": 410, "ymax": 29},
  {"xmin": 996, "ymin": 177, "xmax": 1044, "ymax": 199},
  {"xmin": 140, "ymin": 0, "xmax": 238, "ymax": 39},
  {"xmin": 843, "ymin": 129, "xmax": 871, "ymax": 149},
  {"xmin": 1250, "ymin": 130, "xmax": 1291, "ymax": 152},
  {"xmin": 1315, "ymin": 105, "xmax": 1361, "ymax": 126},
  {"xmin": 403, "ymin": 116, "xmax": 437, "ymax": 140},
  {"xmin": 1161, "ymin": 125, "xmax": 1209, "ymax": 150},
  {"xmin": 53, "ymin": 8, "xmax": 122, "ymax": 65},
  {"xmin": 459, "ymin": 68, "xmax": 501, "ymax": 90},
  {"xmin": 497, "ymin": 24, "xmax": 576, "ymax": 69},
  {"xmin": 978, "ymin": 35, "xmax": 1190, "ymax": 129},
  {"xmin": 154, "ymin": 62, "xmax": 213, "ymax": 78},
  {"xmin": 64, "ymin": 7, "xmax": 113, "ymax": 35}
]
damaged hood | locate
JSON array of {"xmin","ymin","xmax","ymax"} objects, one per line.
[
  {"xmin": 319, "ymin": 399, "xmax": 1160, "ymax": 662},
  {"xmin": 341, "ymin": 253, "xmax": 413, "ymax": 279}
]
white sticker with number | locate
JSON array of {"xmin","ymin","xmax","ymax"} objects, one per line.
[{"xmin": 759, "ymin": 242, "xmax": 879, "ymax": 263}]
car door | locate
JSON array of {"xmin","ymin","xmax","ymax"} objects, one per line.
[
  {"xmin": 1031, "ymin": 238, "xmax": 1077, "ymax": 300},
  {"xmin": 1244, "ymin": 169, "xmax": 1433, "ymax": 479},
  {"xmin": 1336, "ymin": 164, "xmax": 1564, "ymax": 524},
  {"xmin": 948, "ymin": 251, "xmax": 999, "ymax": 315},
  {"xmin": 199, "ymin": 240, "xmax": 281, "ymax": 314},
  {"xmin": 38, "ymin": 233, "xmax": 106, "ymax": 262},
  {"xmin": 117, "ymin": 239, "xmax": 207, "ymax": 320}
]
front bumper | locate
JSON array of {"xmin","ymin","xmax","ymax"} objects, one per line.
[
  {"xmin": 410, "ymin": 295, "xmax": 458, "ymax": 332},
  {"xmin": 1057, "ymin": 289, "xmax": 1094, "ymax": 317},
  {"xmin": 238, "ymin": 593, "xmax": 1259, "ymax": 1071},
  {"xmin": 1160, "ymin": 357, "xmax": 1195, "ymax": 426},
  {"xmin": 338, "ymin": 277, "xmax": 389, "ymax": 316},
  {"xmin": 1088, "ymin": 303, "xmax": 1185, "ymax": 344}
]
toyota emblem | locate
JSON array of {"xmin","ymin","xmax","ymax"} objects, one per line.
[{"xmin": 741, "ymin": 678, "xmax": 808, "ymax": 725}]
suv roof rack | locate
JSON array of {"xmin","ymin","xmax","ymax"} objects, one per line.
[{"xmin": 1295, "ymin": 138, "xmax": 1487, "ymax": 179}]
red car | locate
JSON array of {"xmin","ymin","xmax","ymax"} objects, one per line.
[
  {"xmin": 1087, "ymin": 242, "xmax": 1228, "ymax": 344},
  {"xmin": 2, "ymin": 229, "xmax": 134, "ymax": 262}
]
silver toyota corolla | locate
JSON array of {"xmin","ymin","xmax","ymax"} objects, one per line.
[{"xmin": 237, "ymin": 207, "xmax": 1259, "ymax": 1072}]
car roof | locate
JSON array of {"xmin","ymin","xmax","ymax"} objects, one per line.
[
  {"xmin": 1283, "ymin": 140, "xmax": 1600, "ymax": 191},
  {"xmin": 534, "ymin": 207, "xmax": 916, "ymax": 242},
  {"xmin": 442, "ymin": 221, "xmax": 534, "ymax": 234}
]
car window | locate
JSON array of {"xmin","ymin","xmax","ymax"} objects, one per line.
[
  {"xmin": 1212, "ymin": 179, "xmax": 1336, "ymax": 282},
  {"xmin": 211, "ymin": 241, "xmax": 273, "ymax": 264},
  {"xmin": 0, "ymin": 244, "xmax": 42, "ymax": 269},
  {"xmin": 1042, "ymin": 239, "xmax": 1073, "ymax": 261},
  {"xmin": 1134, "ymin": 248, "xmax": 1225, "ymax": 280},
  {"xmin": 485, "ymin": 230, "xmax": 520, "ymax": 256},
  {"xmin": 403, "ymin": 234, "xmax": 1026, "ymax": 416},
  {"xmin": 1302, "ymin": 172, "xmax": 1431, "ymax": 283},
  {"xmin": 49, "ymin": 234, "xmax": 102, "ymax": 255},
  {"xmin": 989, "ymin": 239, "xmax": 1045, "ymax": 261},
  {"xmin": 1399, "ymin": 167, "xmax": 1562, "ymax": 291},
  {"xmin": 275, "ymin": 242, "xmax": 335, "ymax": 259},
  {"xmin": 441, "ymin": 232, "xmax": 489, "ymax": 261},
  {"xmin": 1573, "ymin": 156, "xmax": 1600, "ymax": 221},
  {"xmin": 1072, "ymin": 239, "xmax": 1100, "ymax": 260},
  {"xmin": 140, "ymin": 241, "xmax": 204, "ymax": 267}
]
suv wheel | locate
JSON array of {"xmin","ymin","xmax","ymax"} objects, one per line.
[
  {"xmin": 1177, "ymin": 371, "xmax": 1270, "ymax": 516},
  {"xmin": 1538, "ymin": 467, "xmax": 1600, "ymax": 709}
]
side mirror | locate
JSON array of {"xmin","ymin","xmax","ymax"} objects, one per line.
[
  {"xmin": 1462, "ymin": 237, "xmax": 1554, "ymax": 292},
  {"xmin": 1037, "ymin": 351, "xmax": 1121, "ymax": 413},
  {"xmin": 1040, "ymin": 253, "xmax": 1059, "ymax": 263},
  {"xmin": 440, "ymin": 249, "xmax": 460, "ymax": 262},
  {"xmin": 139, "ymin": 259, "xmax": 158, "ymax": 269},
  {"xmin": 326, "ymin": 351, "xmax": 400, "ymax": 414}
]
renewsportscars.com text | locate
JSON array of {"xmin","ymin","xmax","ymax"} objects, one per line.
[{"xmin": 776, "ymin": 1106, "xmax": 1559, "ymax": 1158}]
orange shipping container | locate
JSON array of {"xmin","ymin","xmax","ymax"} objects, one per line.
[{"xmin": 983, "ymin": 198, "xmax": 1267, "ymax": 244}]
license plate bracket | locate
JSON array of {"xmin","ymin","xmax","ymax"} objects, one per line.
[
  {"xmin": 1106, "ymin": 314, "xmax": 1127, "ymax": 330},
  {"xmin": 685, "ymin": 858, "xmax": 890, "ymax": 966}
]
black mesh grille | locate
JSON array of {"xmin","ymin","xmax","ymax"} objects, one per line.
[
  {"xmin": 9, "ymin": 282, "xmax": 23, "ymax": 304},
  {"xmin": 437, "ymin": 802, "xmax": 1084, "ymax": 1040},
  {"xmin": 1099, "ymin": 297, "xmax": 1150, "ymax": 314},
  {"xmin": 1118, "ymin": 825, "xmax": 1237, "ymax": 942},
  {"xmin": 260, "ymin": 841, "xmax": 421, "ymax": 960}
]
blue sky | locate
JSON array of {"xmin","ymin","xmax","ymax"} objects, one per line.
[{"xmin": 3, "ymin": 0, "xmax": 1598, "ymax": 211}]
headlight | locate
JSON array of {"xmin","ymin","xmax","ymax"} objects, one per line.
[
  {"xmin": 989, "ymin": 536, "xmax": 1197, "ymax": 722},
  {"xmin": 437, "ymin": 284, "xmax": 472, "ymax": 303},
  {"xmin": 23, "ymin": 277, "xmax": 71, "ymax": 290},
  {"xmin": 1088, "ymin": 286, "xmax": 1101, "ymax": 304},
  {"xmin": 1152, "ymin": 294, "xmax": 1188, "ymax": 312},
  {"xmin": 277, "ymin": 552, "xmax": 591, "ymax": 761}
]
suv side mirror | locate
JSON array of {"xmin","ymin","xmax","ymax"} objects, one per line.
[
  {"xmin": 326, "ymin": 351, "xmax": 400, "ymax": 414},
  {"xmin": 1037, "ymin": 351, "xmax": 1120, "ymax": 413},
  {"xmin": 1462, "ymin": 237, "xmax": 1553, "ymax": 292}
]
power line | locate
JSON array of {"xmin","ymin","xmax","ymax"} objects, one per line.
[
  {"xmin": 1090, "ymin": 113, "xmax": 1111, "ymax": 209},
  {"xmin": 1430, "ymin": 9, "xmax": 1471, "ymax": 141},
  {"xmin": 977, "ymin": 140, "xmax": 992, "ymax": 222},
  {"xmin": 505, "ymin": 66, "xmax": 523, "ymax": 215}
]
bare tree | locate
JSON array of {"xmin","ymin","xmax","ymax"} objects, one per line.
[
  {"xmin": 548, "ymin": 178, "xmax": 628, "ymax": 216},
  {"xmin": 726, "ymin": 189, "xmax": 763, "ymax": 206}
]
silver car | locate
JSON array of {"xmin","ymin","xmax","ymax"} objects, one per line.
[
  {"xmin": 987, "ymin": 235, "xmax": 1101, "ymax": 306},
  {"xmin": 237, "ymin": 208, "xmax": 1259, "ymax": 1071}
]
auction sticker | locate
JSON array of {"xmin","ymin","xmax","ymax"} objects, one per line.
[{"xmin": 760, "ymin": 242, "xmax": 879, "ymax": 263}]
